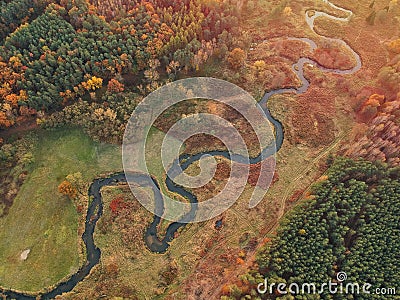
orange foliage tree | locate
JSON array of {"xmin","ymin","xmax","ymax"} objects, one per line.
[
  {"xmin": 227, "ymin": 48, "xmax": 246, "ymax": 70},
  {"xmin": 107, "ymin": 78, "xmax": 124, "ymax": 93},
  {"xmin": 58, "ymin": 180, "xmax": 78, "ymax": 199},
  {"xmin": 358, "ymin": 93, "xmax": 385, "ymax": 122},
  {"xmin": 0, "ymin": 56, "xmax": 27, "ymax": 128},
  {"xmin": 0, "ymin": 111, "xmax": 14, "ymax": 128},
  {"xmin": 345, "ymin": 93, "xmax": 400, "ymax": 166}
]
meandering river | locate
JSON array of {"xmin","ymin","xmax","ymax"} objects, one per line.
[{"xmin": 1, "ymin": 1, "xmax": 362, "ymax": 298}]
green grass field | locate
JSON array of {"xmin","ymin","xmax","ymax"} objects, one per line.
[{"xmin": 0, "ymin": 128, "xmax": 122, "ymax": 292}]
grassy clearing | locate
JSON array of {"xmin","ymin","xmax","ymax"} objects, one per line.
[
  {"xmin": 145, "ymin": 126, "xmax": 188, "ymax": 200},
  {"xmin": 0, "ymin": 127, "xmax": 122, "ymax": 292},
  {"xmin": 145, "ymin": 126, "xmax": 168, "ymax": 191}
]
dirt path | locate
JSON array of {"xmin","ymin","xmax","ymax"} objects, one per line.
[{"xmin": 0, "ymin": 118, "xmax": 38, "ymax": 141}]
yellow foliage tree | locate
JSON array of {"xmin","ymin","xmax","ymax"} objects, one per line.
[
  {"xmin": 85, "ymin": 76, "xmax": 103, "ymax": 91},
  {"xmin": 298, "ymin": 229, "xmax": 307, "ymax": 235},
  {"xmin": 253, "ymin": 60, "xmax": 266, "ymax": 75},
  {"xmin": 283, "ymin": 6, "xmax": 292, "ymax": 16}
]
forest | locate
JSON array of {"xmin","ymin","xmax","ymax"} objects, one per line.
[{"xmin": 0, "ymin": 0, "xmax": 240, "ymax": 128}]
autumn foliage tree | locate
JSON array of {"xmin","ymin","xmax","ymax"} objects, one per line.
[
  {"xmin": 109, "ymin": 196, "xmax": 126, "ymax": 216},
  {"xmin": 357, "ymin": 93, "xmax": 385, "ymax": 122},
  {"xmin": 58, "ymin": 172, "xmax": 85, "ymax": 200},
  {"xmin": 83, "ymin": 76, "xmax": 103, "ymax": 91},
  {"xmin": 387, "ymin": 38, "xmax": 400, "ymax": 54},
  {"xmin": 58, "ymin": 180, "xmax": 77, "ymax": 199},
  {"xmin": 107, "ymin": 78, "xmax": 124, "ymax": 93},
  {"xmin": 227, "ymin": 47, "xmax": 246, "ymax": 70}
]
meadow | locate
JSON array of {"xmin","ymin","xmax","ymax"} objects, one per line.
[{"xmin": 0, "ymin": 128, "xmax": 121, "ymax": 291}]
